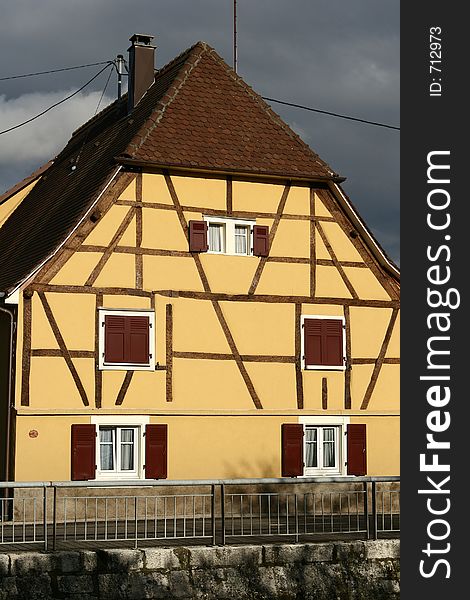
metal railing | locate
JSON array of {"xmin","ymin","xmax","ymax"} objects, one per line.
[{"xmin": 0, "ymin": 477, "xmax": 399, "ymax": 551}]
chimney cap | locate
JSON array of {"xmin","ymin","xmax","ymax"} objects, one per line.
[{"xmin": 129, "ymin": 33, "xmax": 155, "ymax": 46}]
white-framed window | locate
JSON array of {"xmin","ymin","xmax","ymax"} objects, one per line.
[
  {"xmin": 99, "ymin": 427, "xmax": 138, "ymax": 474},
  {"xmin": 92, "ymin": 416, "xmax": 149, "ymax": 480},
  {"xmin": 301, "ymin": 315, "xmax": 346, "ymax": 371},
  {"xmin": 299, "ymin": 416, "xmax": 349, "ymax": 476},
  {"xmin": 204, "ymin": 216, "xmax": 255, "ymax": 256},
  {"xmin": 98, "ymin": 309, "xmax": 155, "ymax": 371}
]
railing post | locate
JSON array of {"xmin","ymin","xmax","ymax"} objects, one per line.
[
  {"xmin": 52, "ymin": 486, "xmax": 57, "ymax": 551},
  {"xmin": 211, "ymin": 484, "xmax": 216, "ymax": 545},
  {"xmin": 371, "ymin": 481, "xmax": 378, "ymax": 540},
  {"xmin": 294, "ymin": 494, "xmax": 299, "ymax": 543},
  {"xmin": 43, "ymin": 486, "xmax": 48, "ymax": 551},
  {"xmin": 363, "ymin": 481, "xmax": 369, "ymax": 540},
  {"xmin": 220, "ymin": 483, "xmax": 225, "ymax": 546},
  {"xmin": 134, "ymin": 496, "xmax": 138, "ymax": 549}
]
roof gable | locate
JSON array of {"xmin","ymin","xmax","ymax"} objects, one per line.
[{"xmin": 0, "ymin": 40, "xmax": 393, "ymax": 297}]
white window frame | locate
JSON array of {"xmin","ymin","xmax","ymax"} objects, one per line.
[
  {"xmin": 301, "ymin": 315, "xmax": 346, "ymax": 371},
  {"xmin": 91, "ymin": 415, "xmax": 149, "ymax": 480},
  {"xmin": 98, "ymin": 308, "xmax": 155, "ymax": 371},
  {"xmin": 299, "ymin": 416, "xmax": 349, "ymax": 476},
  {"xmin": 204, "ymin": 216, "xmax": 256, "ymax": 256}
]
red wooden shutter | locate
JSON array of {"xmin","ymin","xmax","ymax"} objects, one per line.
[
  {"xmin": 323, "ymin": 319, "xmax": 343, "ymax": 366},
  {"xmin": 128, "ymin": 316, "xmax": 150, "ymax": 364},
  {"xmin": 304, "ymin": 319, "xmax": 322, "ymax": 366},
  {"xmin": 105, "ymin": 315, "xmax": 150, "ymax": 364},
  {"xmin": 304, "ymin": 318, "xmax": 343, "ymax": 366},
  {"xmin": 71, "ymin": 424, "xmax": 96, "ymax": 481},
  {"xmin": 145, "ymin": 424, "xmax": 168, "ymax": 479},
  {"xmin": 253, "ymin": 225, "xmax": 269, "ymax": 256},
  {"xmin": 347, "ymin": 424, "xmax": 367, "ymax": 475},
  {"xmin": 189, "ymin": 220, "xmax": 208, "ymax": 252},
  {"xmin": 281, "ymin": 423, "xmax": 304, "ymax": 477},
  {"xmin": 105, "ymin": 315, "xmax": 126, "ymax": 363}
]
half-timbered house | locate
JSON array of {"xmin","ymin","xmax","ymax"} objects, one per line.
[{"xmin": 0, "ymin": 35, "xmax": 400, "ymax": 482}]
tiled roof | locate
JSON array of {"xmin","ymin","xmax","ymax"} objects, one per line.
[
  {"xmin": 125, "ymin": 43, "xmax": 336, "ymax": 179},
  {"xmin": 0, "ymin": 41, "xmax": 338, "ymax": 295}
]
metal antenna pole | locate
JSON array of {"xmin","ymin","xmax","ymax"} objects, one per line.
[
  {"xmin": 116, "ymin": 54, "xmax": 124, "ymax": 99},
  {"xmin": 233, "ymin": 0, "xmax": 238, "ymax": 73}
]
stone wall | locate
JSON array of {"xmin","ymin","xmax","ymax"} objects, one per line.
[{"xmin": 0, "ymin": 540, "xmax": 399, "ymax": 600}]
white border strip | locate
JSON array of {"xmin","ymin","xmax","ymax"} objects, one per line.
[
  {"xmin": 5, "ymin": 166, "xmax": 123, "ymax": 301},
  {"xmin": 331, "ymin": 182, "xmax": 400, "ymax": 279}
]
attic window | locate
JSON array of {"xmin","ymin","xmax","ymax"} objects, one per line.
[
  {"xmin": 98, "ymin": 309, "xmax": 155, "ymax": 371},
  {"xmin": 302, "ymin": 316, "xmax": 346, "ymax": 370}
]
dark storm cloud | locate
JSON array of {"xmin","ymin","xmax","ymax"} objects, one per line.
[{"xmin": 0, "ymin": 0, "xmax": 399, "ymax": 262}]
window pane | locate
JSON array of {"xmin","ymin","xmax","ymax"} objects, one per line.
[
  {"xmin": 322, "ymin": 428, "xmax": 336, "ymax": 468},
  {"xmin": 121, "ymin": 443, "xmax": 134, "ymax": 470},
  {"xmin": 120, "ymin": 428, "xmax": 135, "ymax": 471},
  {"xmin": 209, "ymin": 224, "xmax": 224, "ymax": 252},
  {"xmin": 234, "ymin": 225, "xmax": 248, "ymax": 254},
  {"xmin": 121, "ymin": 428, "xmax": 134, "ymax": 443},
  {"xmin": 100, "ymin": 428, "xmax": 115, "ymax": 470},
  {"xmin": 100, "ymin": 428, "xmax": 113, "ymax": 443},
  {"xmin": 305, "ymin": 428, "xmax": 317, "ymax": 467},
  {"xmin": 323, "ymin": 442, "xmax": 335, "ymax": 467}
]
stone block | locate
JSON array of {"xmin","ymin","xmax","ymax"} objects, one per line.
[
  {"xmin": 191, "ymin": 569, "xmax": 234, "ymax": 600},
  {"xmin": 366, "ymin": 539, "xmax": 400, "ymax": 560},
  {"xmin": 98, "ymin": 572, "xmax": 170, "ymax": 600},
  {"xmin": 81, "ymin": 550, "xmax": 98, "ymax": 572},
  {"xmin": 0, "ymin": 555, "xmax": 9, "ymax": 577},
  {"xmin": 56, "ymin": 551, "xmax": 82, "ymax": 573},
  {"xmin": 169, "ymin": 570, "xmax": 193, "ymax": 598},
  {"xmin": 15, "ymin": 573, "xmax": 52, "ymax": 600},
  {"xmin": 9, "ymin": 552, "xmax": 56, "ymax": 576},
  {"xmin": 0, "ymin": 577, "xmax": 17, "ymax": 600},
  {"xmin": 333, "ymin": 541, "xmax": 367, "ymax": 562},
  {"xmin": 263, "ymin": 542, "xmax": 333, "ymax": 565},
  {"xmin": 144, "ymin": 547, "xmax": 181, "ymax": 571},
  {"xmin": 190, "ymin": 544, "xmax": 262, "ymax": 569},
  {"xmin": 97, "ymin": 548, "xmax": 144, "ymax": 572},
  {"xmin": 57, "ymin": 574, "xmax": 95, "ymax": 595},
  {"xmin": 262, "ymin": 565, "xmax": 294, "ymax": 596}
]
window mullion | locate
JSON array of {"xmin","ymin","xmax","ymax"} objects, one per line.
[
  {"xmin": 318, "ymin": 428, "xmax": 324, "ymax": 469},
  {"xmin": 114, "ymin": 428, "xmax": 119, "ymax": 473},
  {"xmin": 226, "ymin": 221, "xmax": 235, "ymax": 255}
]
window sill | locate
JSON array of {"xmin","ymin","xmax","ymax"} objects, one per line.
[
  {"xmin": 302, "ymin": 471, "xmax": 346, "ymax": 477},
  {"xmin": 206, "ymin": 251, "xmax": 256, "ymax": 257},
  {"xmin": 303, "ymin": 365, "xmax": 346, "ymax": 371},
  {"xmin": 99, "ymin": 363, "xmax": 154, "ymax": 372},
  {"xmin": 95, "ymin": 472, "xmax": 142, "ymax": 480}
]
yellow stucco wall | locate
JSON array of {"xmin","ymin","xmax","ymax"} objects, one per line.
[
  {"xmin": 13, "ymin": 171, "xmax": 399, "ymax": 481},
  {"xmin": 15, "ymin": 416, "xmax": 90, "ymax": 481},
  {"xmin": 13, "ymin": 414, "xmax": 399, "ymax": 481}
]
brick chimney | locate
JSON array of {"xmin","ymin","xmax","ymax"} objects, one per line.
[{"xmin": 127, "ymin": 34, "xmax": 156, "ymax": 111}]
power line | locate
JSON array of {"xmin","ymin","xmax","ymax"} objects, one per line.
[
  {"xmin": 263, "ymin": 96, "xmax": 400, "ymax": 131},
  {"xmin": 0, "ymin": 61, "xmax": 113, "ymax": 82},
  {"xmin": 0, "ymin": 63, "xmax": 114, "ymax": 136},
  {"xmin": 94, "ymin": 65, "xmax": 114, "ymax": 116}
]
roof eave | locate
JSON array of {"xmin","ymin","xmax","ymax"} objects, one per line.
[
  {"xmin": 115, "ymin": 156, "xmax": 346, "ymax": 184},
  {"xmin": 0, "ymin": 160, "xmax": 53, "ymax": 206},
  {"xmin": 329, "ymin": 182, "xmax": 400, "ymax": 281},
  {"xmin": 1, "ymin": 166, "xmax": 123, "ymax": 299}
]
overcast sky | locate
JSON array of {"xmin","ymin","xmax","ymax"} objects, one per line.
[{"xmin": 0, "ymin": 0, "xmax": 399, "ymax": 263}]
